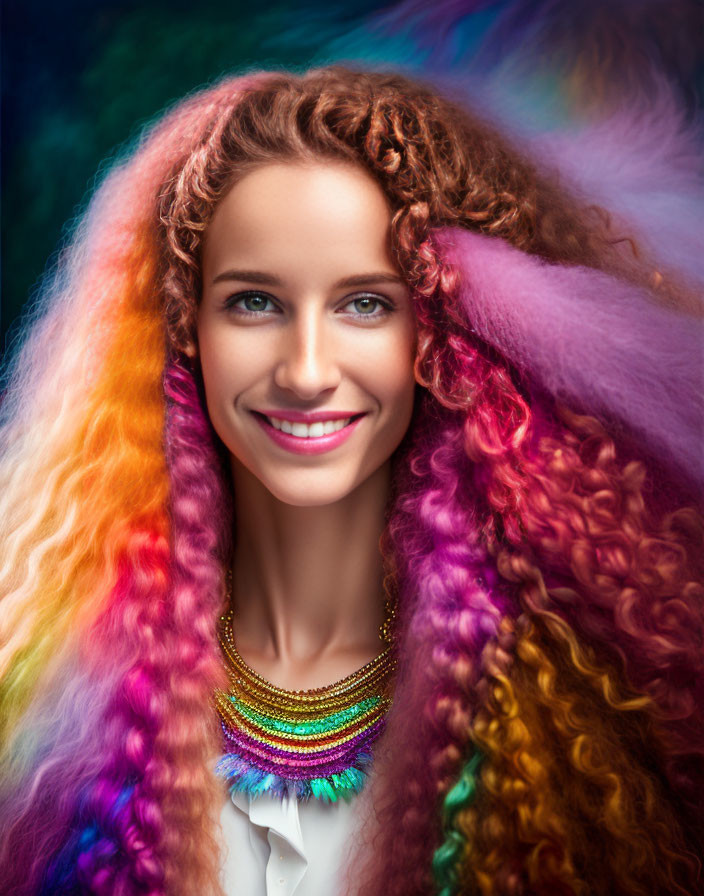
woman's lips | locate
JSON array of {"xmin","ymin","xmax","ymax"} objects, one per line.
[{"xmin": 251, "ymin": 412, "xmax": 366, "ymax": 455}]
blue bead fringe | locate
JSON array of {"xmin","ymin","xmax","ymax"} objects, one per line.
[{"xmin": 215, "ymin": 751, "xmax": 374, "ymax": 803}]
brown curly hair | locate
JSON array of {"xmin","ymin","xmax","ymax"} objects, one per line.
[{"xmin": 158, "ymin": 65, "xmax": 689, "ymax": 359}]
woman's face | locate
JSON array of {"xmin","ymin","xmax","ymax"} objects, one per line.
[{"xmin": 197, "ymin": 160, "xmax": 418, "ymax": 507}]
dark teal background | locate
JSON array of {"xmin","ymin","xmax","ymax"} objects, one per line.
[{"xmin": 0, "ymin": 0, "xmax": 395, "ymax": 353}]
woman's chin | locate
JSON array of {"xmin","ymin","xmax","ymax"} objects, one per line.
[{"xmin": 258, "ymin": 475, "xmax": 362, "ymax": 508}]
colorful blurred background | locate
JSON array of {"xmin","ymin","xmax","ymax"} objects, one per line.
[{"xmin": 2, "ymin": 0, "xmax": 702, "ymax": 353}]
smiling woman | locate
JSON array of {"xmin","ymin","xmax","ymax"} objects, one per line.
[{"xmin": 1, "ymin": 64, "xmax": 703, "ymax": 896}]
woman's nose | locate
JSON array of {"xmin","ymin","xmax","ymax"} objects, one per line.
[{"xmin": 273, "ymin": 309, "xmax": 341, "ymax": 399}]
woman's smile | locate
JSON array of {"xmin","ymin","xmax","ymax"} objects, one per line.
[{"xmin": 251, "ymin": 410, "xmax": 368, "ymax": 455}]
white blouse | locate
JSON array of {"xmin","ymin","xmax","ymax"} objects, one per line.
[{"xmin": 219, "ymin": 787, "xmax": 362, "ymax": 895}]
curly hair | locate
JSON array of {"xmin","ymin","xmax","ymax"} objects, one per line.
[
  {"xmin": 1, "ymin": 65, "xmax": 702, "ymax": 896},
  {"xmin": 159, "ymin": 66, "xmax": 687, "ymax": 357}
]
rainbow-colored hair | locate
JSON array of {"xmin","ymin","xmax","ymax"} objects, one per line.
[{"xmin": 1, "ymin": 11, "xmax": 703, "ymax": 895}]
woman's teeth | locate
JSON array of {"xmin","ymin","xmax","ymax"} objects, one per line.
[{"xmin": 265, "ymin": 416, "xmax": 352, "ymax": 437}]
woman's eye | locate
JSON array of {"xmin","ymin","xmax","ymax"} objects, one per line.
[
  {"xmin": 225, "ymin": 291, "xmax": 276, "ymax": 314},
  {"xmin": 343, "ymin": 295, "xmax": 392, "ymax": 318}
]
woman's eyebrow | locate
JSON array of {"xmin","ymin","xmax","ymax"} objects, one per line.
[
  {"xmin": 335, "ymin": 273, "xmax": 406, "ymax": 288},
  {"xmin": 211, "ymin": 269, "xmax": 405, "ymax": 288},
  {"xmin": 212, "ymin": 269, "xmax": 282, "ymax": 286}
]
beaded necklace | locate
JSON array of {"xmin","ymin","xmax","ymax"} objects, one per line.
[{"xmin": 214, "ymin": 570, "xmax": 397, "ymax": 803}]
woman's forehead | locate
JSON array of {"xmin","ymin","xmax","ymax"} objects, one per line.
[{"xmin": 201, "ymin": 161, "xmax": 400, "ymax": 289}]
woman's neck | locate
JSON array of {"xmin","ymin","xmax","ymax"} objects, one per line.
[{"xmin": 228, "ymin": 458, "xmax": 391, "ymax": 690}]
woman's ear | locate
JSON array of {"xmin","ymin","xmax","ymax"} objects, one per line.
[{"xmin": 412, "ymin": 349, "xmax": 427, "ymax": 389}]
